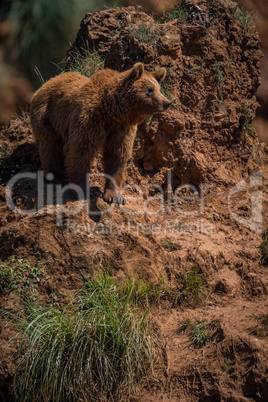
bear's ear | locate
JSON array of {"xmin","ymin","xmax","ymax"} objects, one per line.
[
  {"xmin": 153, "ymin": 68, "xmax": 167, "ymax": 83},
  {"xmin": 129, "ymin": 63, "xmax": 144, "ymax": 81}
]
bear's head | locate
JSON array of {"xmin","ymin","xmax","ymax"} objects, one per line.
[{"xmin": 125, "ymin": 63, "xmax": 172, "ymax": 121}]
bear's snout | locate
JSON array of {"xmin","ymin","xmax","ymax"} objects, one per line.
[{"xmin": 164, "ymin": 101, "xmax": 172, "ymax": 110}]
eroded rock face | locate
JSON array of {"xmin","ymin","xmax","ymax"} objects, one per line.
[{"xmin": 67, "ymin": 0, "xmax": 262, "ymax": 189}]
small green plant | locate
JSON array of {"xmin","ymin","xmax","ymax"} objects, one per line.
[
  {"xmin": 179, "ymin": 317, "xmax": 192, "ymax": 331},
  {"xmin": 180, "ymin": 265, "xmax": 208, "ymax": 303},
  {"xmin": 249, "ymin": 314, "xmax": 268, "ymax": 338},
  {"xmin": 190, "ymin": 320, "xmax": 211, "ymax": 347},
  {"xmin": 161, "ymin": 240, "xmax": 182, "ymax": 251},
  {"xmin": 0, "ymin": 257, "xmax": 46, "ymax": 302},
  {"xmin": 212, "ymin": 61, "xmax": 225, "ymax": 100},
  {"xmin": 0, "ymin": 143, "xmax": 11, "ymax": 158},
  {"xmin": 260, "ymin": 228, "xmax": 268, "ymax": 266},
  {"xmin": 18, "ymin": 110, "xmax": 31, "ymax": 125},
  {"xmin": 8, "ymin": 272, "xmax": 159, "ymax": 401},
  {"xmin": 145, "ymin": 115, "xmax": 154, "ymax": 127},
  {"xmin": 223, "ymin": 357, "xmax": 234, "ymax": 373},
  {"xmin": 128, "ymin": 22, "xmax": 158, "ymax": 45},
  {"xmin": 64, "ymin": 49, "xmax": 104, "ymax": 77},
  {"xmin": 160, "ymin": 71, "xmax": 181, "ymax": 108},
  {"xmin": 190, "ymin": 56, "xmax": 207, "ymax": 73},
  {"xmin": 160, "ymin": 78, "xmax": 173, "ymax": 100},
  {"xmin": 232, "ymin": 5, "xmax": 254, "ymax": 27},
  {"xmin": 171, "ymin": 99, "xmax": 182, "ymax": 109},
  {"xmin": 165, "ymin": 1, "xmax": 193, "ymax": 23},
  {"xmin": 179, "ymin": 318, "xmax": 220, "ymax": 348},
  {"xmin": 239, "ymin": 103, "xmax": 255, "ymax": 137},
  {"xmin": 126, "ymin": 158, "xmax": 133, "ymax": 171},
  {"xmin": 133, "ymin": 136, "xmax": 141, "ymax": 151}
]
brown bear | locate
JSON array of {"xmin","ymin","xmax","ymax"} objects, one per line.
[{"xmin": 30, "ymin": 62, "xmax": 171, "ymax": 204}]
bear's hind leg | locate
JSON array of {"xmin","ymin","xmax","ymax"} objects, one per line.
[
  {"xmin": 64, "ymin": 143, "xmax": 93, "ymax": 196},
  {"xmin": 103, "ymin": 126, "xmax": 137, "ymax": 205},
  {"xmin": 38, "ymin": 134, "xmax": 65, "ymax": 182}
]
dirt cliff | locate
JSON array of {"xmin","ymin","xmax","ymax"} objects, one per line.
[
  {"xmin": 67, "ymin": 0, "xmax": 262, "ymax": 189},
  {"xmin": 0, "ymin": 1, "xmax": 267, "ymax": 401},
  {"xmin": 126, "ymin": 0, "xmax": 268, "ymax": 144}
]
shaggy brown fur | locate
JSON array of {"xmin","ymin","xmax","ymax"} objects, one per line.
[{"xmin": 30, "ymin": 62, "xmax": 171, "ymax": 204}]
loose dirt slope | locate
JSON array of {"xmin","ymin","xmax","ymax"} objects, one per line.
[{"xmin": 0, "ymin": 1, "xmax": 268, "ymax": 401}]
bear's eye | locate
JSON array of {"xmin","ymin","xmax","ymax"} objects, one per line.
[{"xmin": 147, "ymin": 88, "xmax": 154, "ymax": 94}]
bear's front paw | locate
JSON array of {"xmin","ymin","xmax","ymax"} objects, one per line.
[{"xmin": 103, "ymin": 190, "xmax": 125, "ymax": 206}]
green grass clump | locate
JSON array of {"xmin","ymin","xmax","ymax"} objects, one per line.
[
  {"xmin": 165, "ymin": 1, "xmax": 192, "ymax": 23},
  {"xmin": 9, "ymin": 273, "xmax": 158, "ymax": 401},
  {"xmin": 249, "ymin": 314, "xmax": 268, "ymax": 338},
  {"xmin": 239, "ymin": 103, "xmax": 255, "ymax": 138},
  {"xmin": 260, "ymin": 228, "xmax": 268, "ymax": 266},
  {"xmin": 160, "ymin": 71, "xmax": 181, "ymax": 109},
  {"xmin": 161, "ymin": 240, "xmax": 182, "ymax": 251},
  {"xmin": 179, "ymin": 318, "xmax": 220, "ymax": 348},
  {"xmin": 118, "ymin": 275, "xmax": 178, "ymax": 306},
  {"xmin": 190, "ymin": 56, "xmax": 207, "ymax": 73},
  {"xmin": 64, "ymin": 49, "xmax": 104, "ymax": 78},
  {"xmin": 180, "ymin": 265, "xmax": 208, "ymax": 303},
  {"xmin": 128, "ymin": 22, "xmax": 158, "ymax": 45},
  {"xmin": 145, "ymin": 115, "xmax": 154, "ymax": 127},
  {"xmin": 0, "ymin": 257, "xmax": 45, "ymax": 302},
  {"xmin": 120, "ymin": 265, "xmax": 209, "ymax": 306},
  {"xmin": 232, "ymin": 5, "xmax": 254, "ymax": 27},
  {"xmin": 118, "ymin": 266, "xmax": 208, "ymax": 306},
  {"xmin": 212, "ymin": 61, "xmax": 225, "ymax": 100}
]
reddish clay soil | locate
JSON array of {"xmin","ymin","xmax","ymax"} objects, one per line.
[{"xmin": 0, "ymin": 1, "xmax": 268, "ymax": 401}]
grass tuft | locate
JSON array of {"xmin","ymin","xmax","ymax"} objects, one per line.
[
  {"xmin": 190, "ymin": 56, "xmax": 207, "ymax": 73},
  {"xmin": 160, "ymin": 70, "xmax": 181, "ymax": 109},
  {"xmin": 64, "ymin": 49, "xmax": 104, "ymax": 77},
  {"xmin": 164, "ymin": 1, "xmax": 193, "ymax": 23},
  {"xmin": 128, "ymin": 22, "xmax": 159, "ymax": 45},
  {"xmin": 239, "ymin": 103, "xmax": 255, "ymax": 138},
  {"xmin": 117, "ymin": 266, "xmax": 208, "ymax": 306},
  {"xmin": 161, "ymin": 240, "xmax": 182, "ymax": 251},
  {"xmin": 212, "ymin": 61, "xmax": 225, "ymax": 101},
  {"xmin": 180, "ymin": 265, "xmax": 208, "ymax": 303},
  {"xmin": 179, "ymin": 318, "xmax": 221, "ymax": 348},
  {"xmin": 8, "ymin": 272, "xmax": 159, "ymax": 401},
  {"xmin": 232, "ymin": 5, "xmax": 254, "ymax": 27},
  {"xmin": 249, "ymin": 314, "xmax": 268, "ymax": 338}
]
